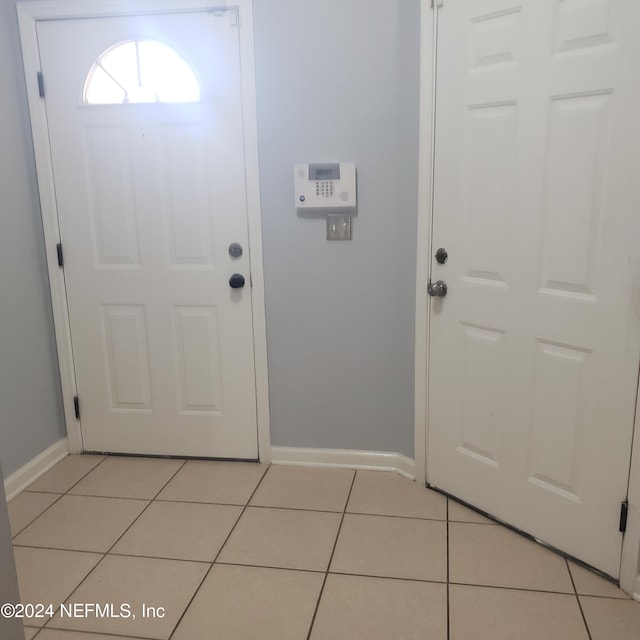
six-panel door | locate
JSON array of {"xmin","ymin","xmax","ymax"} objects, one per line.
[
  {"xmin": 428, "ymin": 0, "xmax": 640, "ymax": 577},
  {"xmin": 37, "ymin": 11, "xmax": 259, "ymax": 459}
]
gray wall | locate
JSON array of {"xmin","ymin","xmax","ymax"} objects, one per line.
[
  {"xmin": 254, "ymin": 0, "xmax": 420, "ymax": 457},
  {"xmin": 0, "ymin": 0, "xmax": 66, "ymax": 477},
  {"xmin": 0, "ymin": 0, "xmax": 420, "ymax": 473},
  {"xmin": 0, "ymin": 465, "xmax": 24, "ymax": 640}
]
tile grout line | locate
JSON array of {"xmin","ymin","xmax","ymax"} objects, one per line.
[
  {"xmin": 566, "ymin": 557, "xmax": 594, "ymax": 640},
  {"xmin": 10, "ymin": 455, "xmax": 110, "ymax": 540},
  {"xmin": 17, "ymin": 538, "xmax": 614, "ymax": 599},
  {"xmin": 446, "ymin": 580, "xmax": 578, "ymax": 597},
  {"xmin": 305, "ymin": 468, "xmax": 358, "ymax": 640},
  {"xmin": 203, "ymin": 563, "xmax": 446, "ymax": 586},
  {"xmin": 67, "ymin": 456, "xmax": 188, "ymax": 504},
  {"xmin": 62, "ymin": 455, "xmax": 110, "ymax": 494},
  {"xmin": 10, "ymin": 493, "xmax": 65, "ymax": 540},
  {"xmin": 35, "ymin": 457, "xmax": 189, "ymax": 634},
  {"xmin": 48, "ymin": 493, "xmax": 173, "ymax": 503},
  {"xmin": 13, "ymin": 456, "xmax": 113, "ymax": 634},
  {"xmin": 216, "ymin": 501, "xmax": 453, "ymax": 522},
  {"xmin": 25, "ymin": 488, "xmax": 488, "ymax": 525},
  {"xmin": 165, "ymin": 462, "xmax": 271, "ymax": 640},
  {"xmin": 100, "ymin": 457, "xmax": 190, "ymax": 552}
]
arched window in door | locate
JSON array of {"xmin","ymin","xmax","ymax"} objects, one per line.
[{"xmin": 83, "ymin": 40, "xmax": 200, "ymax": 104}]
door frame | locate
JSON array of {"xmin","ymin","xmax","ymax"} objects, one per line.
[
  {"xmin": 412, "ymin": 0, "xmax": 437, "ymax": 488},
  {"xmin": 17, "ymin": 0, "xmax": 272, "ymax": 463},
  {"xmin": 414, "ymin": 0, "xmax": 640, "ymax": 597}
]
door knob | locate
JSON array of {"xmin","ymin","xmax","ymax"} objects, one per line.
[
  {"xmin": 229, "ymin": 274, "xmax": 245, "ymax": 289},
  {"xmin": 428, "ymin": 280, "xmax": 447, "ymax": 297}
]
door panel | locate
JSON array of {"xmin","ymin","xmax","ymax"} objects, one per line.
[
  {"xmin": 102, "ymin": 305, "xmax": 153, "ymax": 412},
  {"xmin": 428, "ymin": 0, "xmax": 640, "ymax": 577},
  {"xmin": 37, "ymin": 12, "xmax": 258, "ymax": 459},
  {"xmin": 173, "ymin": 306, "xmax": 224, "ymax": 412},
  {"xmin": 85, "ymin": 127, "xmax": 140, "ymax": 265}
]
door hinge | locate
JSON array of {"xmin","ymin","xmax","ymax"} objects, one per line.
[
  {"xmin": 37, "ymin": 71, "xmax": 45, "ymax": 98},
  {"xmin": 619, "ymin": 501, "xmax": 629, "ymax": 533},
  {"xmin": 73, "ymin": 396, "xmax": 80, "ymax": 420},
  {"xmin": 431, "ymin": 0, "xmax": 444, "ymax": 8},
  {"xmin": 56, "ymin": 243, "xmax": 64, "ymax": 267}
]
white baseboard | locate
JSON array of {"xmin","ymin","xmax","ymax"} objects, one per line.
[
  {"xmin": 270, "ymin": 446, "xmax": 416, "ymax": 480},
  {"xmin": 3, "ymin": 438, "xmax": 69, "ymax": 500}
]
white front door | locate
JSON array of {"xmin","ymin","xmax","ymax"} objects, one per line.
[
  {"xmin": 427, "ymin": 0, "xmax": 640, "ymax": 577},
  {"xmin": 37, "ymin": 11, "xmax": 259, "ymax": 459}
]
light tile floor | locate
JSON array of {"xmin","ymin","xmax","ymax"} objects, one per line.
[{"xmin": 7, "ymin": 455, "xmax": 640, "ymax": 640}]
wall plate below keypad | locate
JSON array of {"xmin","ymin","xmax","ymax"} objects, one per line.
[{"xmin": 327, "ymin": 214, "xmax": 352, "ymax": 241}]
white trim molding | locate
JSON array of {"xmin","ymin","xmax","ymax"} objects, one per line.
[
  {"xmin": 270, "ymin": 446, "xmax": 416, "ymax": 480},
  {"xmin": 4, "ymin": 439, "xmax": 69, "ymax": 501},
  {"xmin": 235, "ymin": 1, "xmax": 272, "ymax": 464},
  {"xmin": 16, "ymin": 0, "xmax": 270, "ymax": 462},
  {"xmin": 413, "ymin": 0, "xmax": 438, "ymax": 486}
]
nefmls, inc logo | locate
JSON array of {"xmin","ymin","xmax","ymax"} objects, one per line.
[{"xmin": 59, "ymin": 603, "xmax": 134, "ymax": 618}]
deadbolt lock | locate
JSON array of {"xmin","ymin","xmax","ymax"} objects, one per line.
[{"xmin": 435, "ymin": 247, "xmax": 448, "ymax": 264}]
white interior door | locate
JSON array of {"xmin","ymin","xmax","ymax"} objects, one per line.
[
  {"xmin": 427, "ymin": 0, "xmax": 640, "ymax": 577},
  {"xmin": 37, "ymin": 11, "xmax": 259, "ymax": 459}
]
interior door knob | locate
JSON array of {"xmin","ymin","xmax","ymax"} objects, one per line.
[
  {"xmin": 229, "ymin": 274, "xmax": 245, "ymax": 289},
  {"xmin": 428, "ymin": 280, "xmax": 447, "ymax": 297}
]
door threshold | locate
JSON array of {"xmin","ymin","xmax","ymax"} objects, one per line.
[
  {"xmin": 83, "ymin": 451, "xmax": 260, "ymax": 464},
  {"xmin": 427, "ymin": 482, "xmax": 619, "ymax": 587}
]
